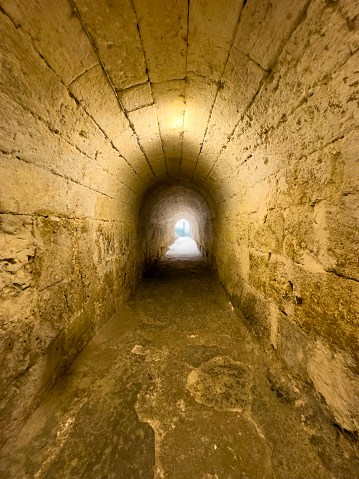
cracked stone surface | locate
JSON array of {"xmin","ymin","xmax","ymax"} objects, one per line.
[
  {"xmin": 186, "ymin": 356, "xmax": 251, "ymax": 411},
  {"xmin": 1, "ymin": 239, "xmax": 358, "ymax": 479}
]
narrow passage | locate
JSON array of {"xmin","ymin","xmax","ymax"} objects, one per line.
[{"xmin": 1, "ymin": 239, "xmax": 357, "ymax": 479}]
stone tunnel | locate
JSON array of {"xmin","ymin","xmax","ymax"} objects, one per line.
[{"xmin": 0, "ymin": 0, "xmax": 359, "ymax": 477}]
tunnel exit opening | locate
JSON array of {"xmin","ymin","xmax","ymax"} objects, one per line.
[{"xmin": 174, "ymin": 219, "xmax": 191, "ymax": 239}]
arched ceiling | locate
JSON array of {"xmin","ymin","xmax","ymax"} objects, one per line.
[
  {"xmin": 2, "ymin": 0, "xmax": 312, "ymax": 205},
  {"xmin": 140, "ymin": 183, "xmax": 214, "ymax": 226}
]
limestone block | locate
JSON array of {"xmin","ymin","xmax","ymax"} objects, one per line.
[
  {"xmin": 0, "ymin": 13, "xmax": 71, "ymax": 131},
  {"xmin": 119, "ymin": 172, "xmax": 144, "ymax": 196},
  {"xmin": 112, "ymin": 128, "xmax": 154, "ymax": 182},
  {"xmin": 283, "ymin": 206, "xmax": 318, "ymax": 266},
  {"xmin": 37, "ymin": 282, "xmax": 70, "ymax": 337},
  {"xmin": 66, "ymin": 273, "xmax": 88, "ymax": 314},
  {"xmin": 161, "ymin": 134, "xmax": 182, "ymax": 163},
  {"xmin": 179, "ymin": 160, "xmax": 197, "ymax": 181},
  {"xmin": 0, "ymin": 216, "xmax": 36, "ymax": 401},
  {"xmin": 0, "ymin": 93, "xmax": 92, "ymax": 185},
  {"xmin": 192, "ymin": 155, "xmax": 213, "ymax": 181},
  {"xmin": 274, "ymin": 150, "xmax": 336, "ymax": 210},
  {"xmin": 184, "ymin": 74, "xmax": 218, "ymax": 133},
  {"xmin": 235, "ymin": 281, "xmax": 272, "ymax": 340},
  {"xmin": 69, "ymin": 64, "xmax": 129, "ymax": 141},
  {"xmin": 75, "ymin": 234, "xmax": 101, "ymax": 292},
  {"xmin": 249, "ymin": 209, "xmax": 284, "ymax": 255},
  {"xmin": 197, "ymin": 122, "xmax": 226, "ymax": 174},
  {"xmin": 62, "ymin": 302, "xmax": 101, "ymax": 359},
  {"xmin": 0, "ymin": 354, "xmax": 49, "ymax": 448},
  {"xmin": 0, "ymin": 216, "xmax": 35, "ymax": 303},
  {"xmin": 0, "ymin": 290, "xmax": 34, "ymax": 380},
  {"xmin": 34, "ymin": 218, "xmax": 74, "ymax": 291},
  {"xmin": 94, "ymin": 196, "xmax": 121, "ymax": 222},
  {"xmin": 0, "ymin": 0, "xmax": 98, "ymax": 85},
  {"xmin": 58, "ymin": 100, "xmax": 110, "ymax": 161},
  {"xmin": 248, "ymin": 250, "xmax": 283, "ymax": 308},
  {"xmin": 152, "ymin": 81, "xmax": 186, "ymax": 163},
  {"xmin": 187, "ymin": 0, "xmax": 244, "ymax": 80},
  {"xmin": 133, "ymin": 0, "xmax": 187, "ymax": 82},
  {"xmin": 1, "ymin": 93, "xmax": 116, "ymax": 193},
  {"xmin": 74, "ymin": 0, "xmax": 147, "ymax": 90},
  {"xmin": 207, "ymin": 160, "xmax": 236, "ymax": 194},
  {"xmin": 0, "ymin": 155, "xmax": 68, "ymax": 216},
  {"xmin": 94, "ymin": 145, "xmax": 138, "ymax": 189},
  {"xmin": 128, "ymin": 105, "xmax": 165, "ymax": 173},
  {"xmin": 67, "ymin": 181, "xmax": 98, "ymax": 219},
  {"xmin": 83, "ymin": 163, "xmax": 117, "ymax": 199},
  {"xmin": 313, "ymin": 196, "xmax": 359, "ymax": 281},
  {"xmin": 182, "ymin": 74, "xmax": 218, "ymax": 164},
  {"xmin": 166, "ymin": 169, "xmax": 181, "ymax": 185},
  {"xmin": 236, "ymin": 52, "xmax": 358, "ymax": 192},
  {"xmin": 94, "ymin": 223, "xmax": 117, "ymax": 266},
  {"xmin": 147, "ymin": 158, "xmax": 168, "ymax": 180},
  {"xmin": 235, "ymin": 0, "xmax": 310, "ymax": 70},
  {"xmin": 228, "ymin": 27, "xmax": 358, "ymax": 179},
  {"xmin": 223, "ymin": 115, "xmax": 262, "ymax": 168},
  {"xmin": 226, "ymin": 156, "xmax": 270, "ymax": 208},
  {"xmin": 243, "ymin": 179, "xmax": 270, "ymax": 217},
  {"xmin": 247, "ymin": 0, "xmax": 359, "ymax": 134},
  {"xmin": 308, "ymin": 340, "xmax": 359, "ymax": 432},
  {"xmin": 283, "ymin": 53, "xmax": 358, "ymax": 156},
  {"xmin": 289, "ymin": 262, "xmax": 359, "ymax": 360},
  {"xmin": 0, "ymin": 215, "xmax": 36, "ymax": 390},
  {"xmin": 338, "ymin": 129, "xmax": 359, "ymax": 194},
  {"xmin": 118, "ymin": 82, "xmax": 153, "ymax": 112},
  {"xmin": 181, "ymin": 137, "xmax": 202, "ymax": 173},
  {"xmin": 0, "ymin": 291, "xmax": 34, "ymax": 332},
  {"xmin": 116, "ymin": 186, "xmax": 138, "ymax": 210},
  {"xmin": 212, "ymin": 46, "xmax": 266, "ymax": 135},
  {"xmin": 277, "ymin": 315, "xmax": 310, "ymax": 380}
]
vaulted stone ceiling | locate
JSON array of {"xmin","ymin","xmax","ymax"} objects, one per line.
[{"xmin": 1, "ymin": 0, "xmax": 324, "ymax": 205}]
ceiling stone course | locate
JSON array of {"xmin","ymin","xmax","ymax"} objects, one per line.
[
  {"xmin": 187, "ymin": 0, "xmax": 244, "ymax": 81},
  {"xmin": 73, "ymin": 0, "xmax": 148, "ymax": 90},
  {"xmin": 133, "ymin": 0, "xmax": 188, "ymax": 83}
]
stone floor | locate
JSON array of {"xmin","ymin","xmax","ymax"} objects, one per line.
[{"xmin": 1, "ymin": 238, "xmax": 358, "ymax": 479}]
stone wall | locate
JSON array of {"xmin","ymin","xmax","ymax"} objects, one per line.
[
  {"xmin": 212, "ymin": 0, "xmax": 359, "ymax": 432},
  {"xmin": 0, "ymin": 9, "xmax": 144, "ymax": 447}
]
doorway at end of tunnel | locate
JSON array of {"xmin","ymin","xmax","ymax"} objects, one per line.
[{"xmin": 175, "ymin": 219, "xmax": 191, "ymax": 238}]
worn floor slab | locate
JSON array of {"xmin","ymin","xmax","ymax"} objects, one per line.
[{"xmin": 1, "ymin": 238, "xmax": 358, "ymax": 479}]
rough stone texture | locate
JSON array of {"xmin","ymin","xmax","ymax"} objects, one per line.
[
  {"xmin": 133, "ymin": 0, "xmax": 188, "ymax": 83},
  {"xmin": 187, "ymin": 356, "xmax": 251, "ymax": 411},
  {"xmin": 0, "ymin": 0, "xmax": 358, "ymax": 457},
  {"xmin": 1, "ymin": 242, "xmax": 358, "ymax": 479},
  {"xmin": 0, "ymin": 0, "xmax": 98, "ymax": 86},
  {"xmin": 74, "ymin": 0, "xmax": 148, "ymax": 90},
  {"xmin": 0, "ymin": 5, "xmax": 145, "ymax": 449},
  {"xmin": 205, "ymin": 0, "xmax": 359, "ymax": 435},
  {"xmin": 187, "ymin": 0, "xmax": 244, "ymax": 81}
]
